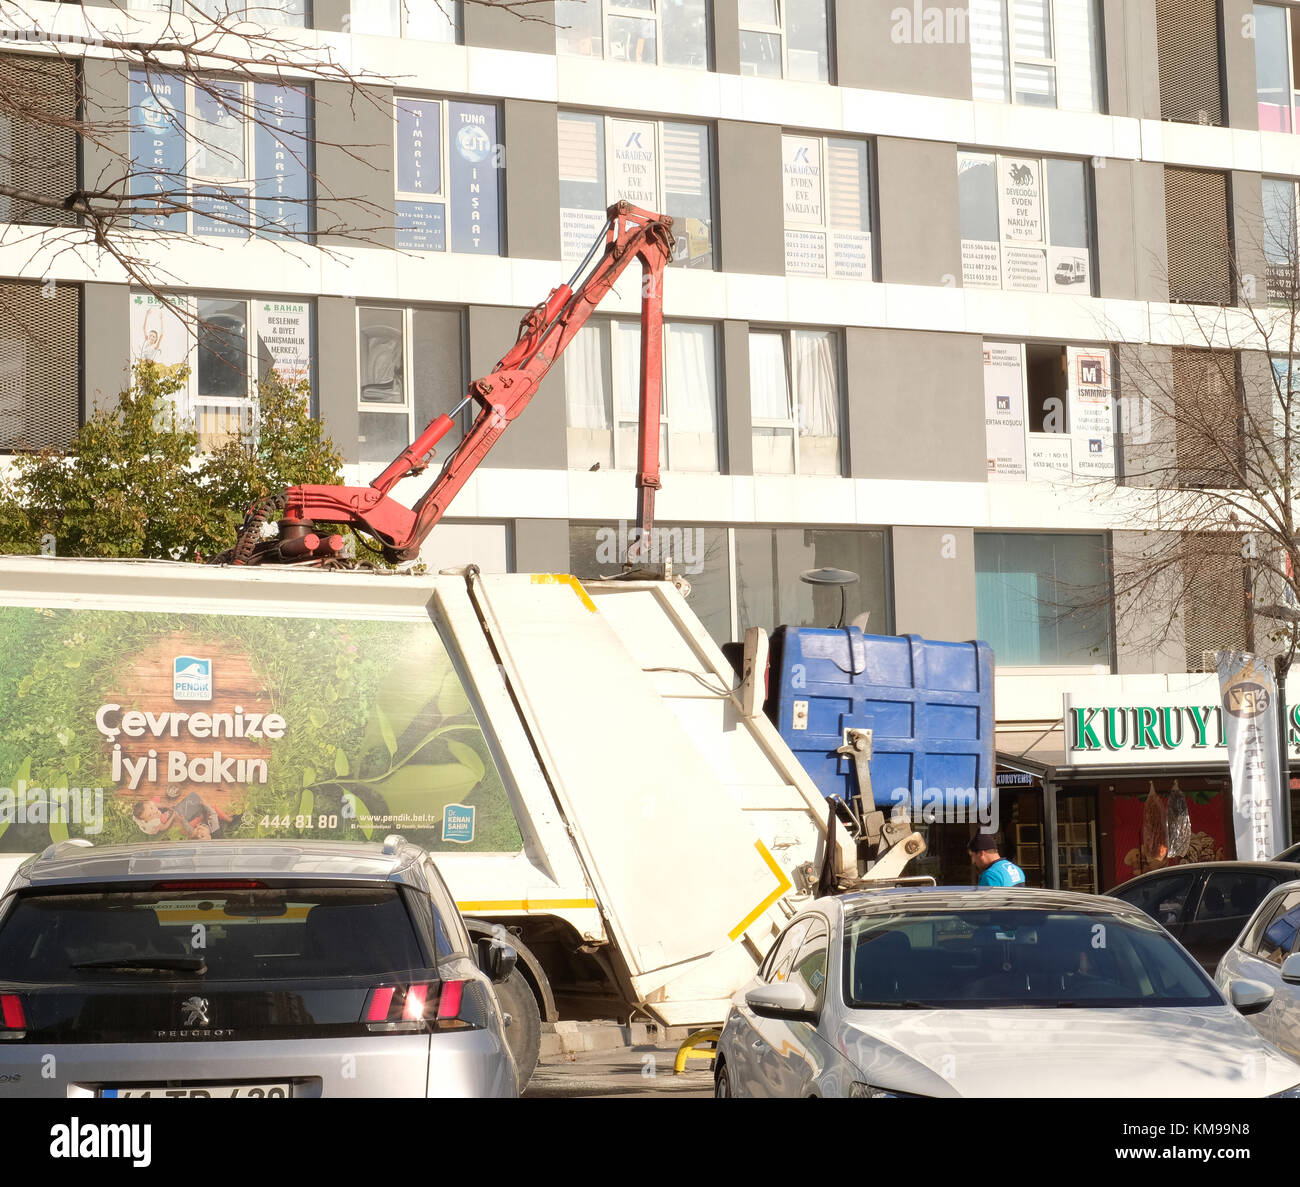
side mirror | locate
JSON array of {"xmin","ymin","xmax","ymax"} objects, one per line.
[
  {"xmin": 744, "ymin": 982, "xmax": 818, "ymax": 1023},
  {"xmin": 1228, "ymin": 978, "xmax": 1276, "ymax": 1016},
  {"xmin": 476, "ymin": 937, "xmax": 518, "ymax": 984},
  {"xmin": 1281, "ymin": 953, "xmax": 1300, "ymax": 986}
]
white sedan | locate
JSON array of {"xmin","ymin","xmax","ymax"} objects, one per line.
[
  {"xmin": 1216, "ymin": 878, "xmax": 1300, "ymax": 1059},
  {"xmin": 715, "ymin": 887, "xmax": 1300, "ymax": 1098}
]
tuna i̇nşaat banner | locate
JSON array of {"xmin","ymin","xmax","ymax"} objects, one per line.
[{"xmin": 0, "ymin": 607, "xmax": 524, "ymax": 854}]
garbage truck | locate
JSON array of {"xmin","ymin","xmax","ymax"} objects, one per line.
[{"xmin": 0, "ymin": 206, "xmax": 923, "ymax": 1084}]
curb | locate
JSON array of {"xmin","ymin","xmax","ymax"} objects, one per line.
[{"xmin": 539, "ymin": 1020, "xmax": 698, "ymax": 1057}]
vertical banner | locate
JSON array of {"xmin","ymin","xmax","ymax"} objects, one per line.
[
  {"xmin": 1217, "ymin": 651, "xmax": 1285, "ymax": 862},
  {"xmin": 254, "ymin": 83, "xmax": 310, "ymax": 239},
  {"xmin": 130, "ymin": 292, "xmax": 189, "ymax": 377},
  {"xmin": 449, "ymin": 101, "xmax": 500, "ymax": 254},
  {"xmin": 1068, "ymin": 346, "xmax": 1114, "ymax": 478},
  {"xmin": 397, "ymin": 97, "xmax": 441, "ymax": 197},
  {"xmin": 783, "ymin": 133, "xmax": 826, "ymax": 276},
  {"xmin": 256, "ymin": 300, "xmax": 312, "ymax": 383},
  {"xmin": 998, "ymin": 156, "xmax": 1043, "ymax": 242},
  {"xmin": 608, "ymin": 118, "xmax": 658, "ymax": 207},
  {"xmin": 129, "ymin": 71, "xmax": 187, "ymax": 232},
  {"xmin": 983, "ymin": 342, "xmax": 1026, "ymax": 480}
]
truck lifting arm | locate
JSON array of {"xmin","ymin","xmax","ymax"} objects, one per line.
[{"xmin": 226, "ymin": 203, "xmax": 676, "ymax": 566}]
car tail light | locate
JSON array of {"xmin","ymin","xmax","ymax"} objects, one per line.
[
  {"xmin": 361, "ymin": 981, "xmax": 481, "ymax": 1033},
  {"xmin": 0, "ymin": 993, "xmax": 26, "ymax": 1038}
]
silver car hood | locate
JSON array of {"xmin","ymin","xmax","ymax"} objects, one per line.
[{"xmin": 841, "ymin": 1006, "xmax": 1300, "ymax": 1098}]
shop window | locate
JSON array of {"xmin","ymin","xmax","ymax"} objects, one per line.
[
  {"xmin": 350, "ymin": 0, "xmax": 460, "ymax": 38},
  {"xmin": 974, "ymin": 532, "xmax": 1112, "ymax": 666},
  {"xmin": 564, "ymin": 319, "xmax": 720, "ymax": 474},
  {"xmin": 1154, "ymin": 0, "xmax": 1223, "ymax": 125},
  {"xmin": 748, "ymin": 328, "xmax": 843, "ymax": 476},
  {"xmin": 568, "ymin": 521, "xmax": 733, "ymax": 642},
  {"xmin": 1165, "ymin": 167, "xmax": 1233, "ymax": 305},
  {"xmin": 0, "ymin": 280, "xmax": 80, "ymax": 452},
  {"xmin": 356, "ymin": 305, "xmax": 466, "ymax": 466},
  {"xmin": 738, "ymin": 0, "xmax": 830, "ymax": 83},
  {"xmin": 130, "ymin": 291, "xmax": 313, "ymax": 450},
  {"xmin": 0, "ymin": 54, "xmax": 78, "ymax": 227},
  {"xmin": 734, "ymin": 527, "xmax": 891, "ymax": 635},
  {"xmin": 958, "ymin": 152, "xmax": 1092, "ymax": 294},
  {"xmin": 129, "ymin": 71, "xmax": 311, "ymax": 238},
  {"xmin": 1254, "ymin": 3, "xmax": 1300, "ymax": 131},
  {"xmin": 394, "ymin": 96, "xmax": 502, "ymax": 254},
  {"xmin": 969, "ymin": 0, "xmax": 1102, "ymax": 112},
  {"xmin": 781, "ymin": 133, "xmax": 872, "ymax": 280},
  {"xmin": 136, "ymin": 0, "xmax": 308, "ymax": 23},
  {"xmin": 984, "ymin": 341, "xmax": 1114, "ymax": 482},
  {"xmin": 557, "ymin": 111, "xmax": 714, "ymax": 269},
  {"xmin": 555, "ymin": 0, "xmax": 710, "ymax": 68}
]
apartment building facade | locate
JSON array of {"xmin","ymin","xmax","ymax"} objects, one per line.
[{"xmin": 2, "ymin": 0, "xmax": 1298, "ymax": 887}]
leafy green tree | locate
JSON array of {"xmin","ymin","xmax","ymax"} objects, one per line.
[{"xmin": 0, "ymin": 361, "xmax": 348, "ymax": 561}]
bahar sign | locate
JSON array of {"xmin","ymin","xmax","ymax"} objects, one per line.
[{"xmin": 1065, "ymin": 682, "xmax": 1300, "ymax": 765}]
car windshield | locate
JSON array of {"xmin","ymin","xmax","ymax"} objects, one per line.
[{"xmin": 843, "ymin": 907, "xmax": 1220, "ymax": 1009}]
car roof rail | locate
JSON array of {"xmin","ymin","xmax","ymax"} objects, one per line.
[
  {"xmin": 36, "ymin": 838, "xmax": 94, "ymax": 863},
  {"xmin": 381, "ymin": 834, "xmax": 406, "ymax": 856}
]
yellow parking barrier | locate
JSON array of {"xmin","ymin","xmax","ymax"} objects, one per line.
[{"xmin": 673, "ymin": 1028, "xmax": 721, "ymax": 1074}]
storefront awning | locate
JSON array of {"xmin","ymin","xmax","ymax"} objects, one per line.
[{"xmin": 996, "ymin": 724, "xmax": 1230, "ymax": 781}]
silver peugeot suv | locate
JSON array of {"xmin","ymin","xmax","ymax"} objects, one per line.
[{"xmin": 0, "ymin": 836, "xmax": 518, "ymax": 1097}]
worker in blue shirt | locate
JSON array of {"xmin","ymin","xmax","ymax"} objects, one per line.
[{"xmin": 969, "ymin": 832, "xmax": 1026, "ymax": 887}]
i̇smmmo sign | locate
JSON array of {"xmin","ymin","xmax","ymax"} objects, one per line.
[{"xmin": 1064, "ymin": 676, "xmax": 1300, "ymax": 766}]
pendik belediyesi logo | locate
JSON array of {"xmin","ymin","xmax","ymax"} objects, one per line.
[{"xmin": 173, "ymin": 656, "xmax": 212, "ymax": 702}]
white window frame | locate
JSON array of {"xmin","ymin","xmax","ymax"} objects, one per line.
[
  {"xmin": 134, "ymin": 0, "xmax": 307, "ymax": 26},
  {"xmin": 188, "ymin": 78, "xmax": 254, "ymax": 238},
  {"xmin": 748, "ymin": 326, "xmax": 843, "ymax": 477},
  {"xmin": 973, "ymin": 0, "xmax": 1100, "ymax": 111},
  {"xmin": 557, "ymin": 0, "xmax": 709, "ymax": 68},
  {"xmin": 1264, "ymin": 175, "xmax": 1300, "ymax": 300},
  {"xmin": 357, "ymin": 304, "xmax": 416, "ymax": 461},
  {"xmin": 566, "ymin": 316, "xmax": 721, "ymax": 474},
  {"xmin": 738, "ymin": 0, "xmax": 829, "ymax": 82},
  {"xmin": 558, "ymin": 110, "xmax": 714, "ymax": 269},
  {"xmin": 780, "ymin": 131, "xmax": 873, "ymax": 281}
]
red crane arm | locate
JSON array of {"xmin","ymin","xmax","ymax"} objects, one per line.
[{"xmin": 236, "ymin": 203, "xmax": 675, "ymax": 565}]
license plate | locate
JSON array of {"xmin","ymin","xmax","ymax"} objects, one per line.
[{"xmin": 100, "ymin": 1083, "xmax": 291, "ymax": 1098}]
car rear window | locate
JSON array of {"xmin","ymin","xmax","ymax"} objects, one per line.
[{"xmin": 0, "ymin": 884, "xmax": 443, "ymax": 1043}]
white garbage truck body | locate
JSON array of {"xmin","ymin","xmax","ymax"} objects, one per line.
[{"xmin": 0, "ymin": 557, "xmax": 849, "ymax": 1046}]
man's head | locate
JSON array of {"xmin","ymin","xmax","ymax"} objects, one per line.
[{"xmin": 968, "ymin": 831, "xmax": 1001, "ymax": 870}]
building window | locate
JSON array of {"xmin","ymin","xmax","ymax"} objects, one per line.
[
  {"xmin": 350, "ymin": 0, "xmax": 461, "ymax": 39},
  {"xmin": 565, "ymin": 319, "xmax": 720, "ymax": 473},
  {"xmin": 781, "ymin": 133, "xmax": 872, "ymax": 280},
  {"xmin": 394, "ymin": 96, "xmax": 502, "ymax": 254},
  {"xmin": 130, "ymin": 291, "xmax": 313, "ymax": 449},
  {"xmin": 557, "ymin": 111, "xmax": 714, "ymax": 268},
  {"xmin": 1154, "ymin": 0, "xmax": 1223, "ymax": 125},
  {"xmin": 983, "ymin": 341, "xmax": 1114, "ymax": 481},
  {"xmin": 129, "ymin": 71, "xmax": 311, "ymax": 239},
  {"xmin": 0, "ymin": 54, "xmax": 78, "ymax": 227},
  {"xmin": 748, "ymin": 328, "xmax": 842, "ymax": 477},
  {"xmin": 734, "ymin": 527, "xmax": 890, "ymax": 636},
  {"xmin": 555, "ymin": 0, "xmax": 711, "ymax": 68},
  {"xmin": 970, "ymin": 0, "xmax": 1102, "ymax": 112},
  {"xmin": 356, "ymin": 305, "xmax": 466, "ymax": 466},
  {"xmin": 738, "ymin": 0, "xmax": 830, "ymax": 83},
  {"xmin": 975, "ymin": 532, "xmax": 1112, "ymax": 666},
  {"xmin": 958, "ymin": 152, "xmax": 1092, "ymax": 293},
  {"xmin": 567, "ymin": 522, "xmax": 890, "ymax": 644},
  {"xmin": 136, "ymin": 0, "xmax": 308, "ymax": 24},
  {"xmin": 1165, "ymin": 167, "xmax": 1232, "ymax": 305},
  {"xmin": 1171, "ymin": 349, "xmax": 1242, "ymax": 489},
  {"xmin": 0, "ymin": 280, "xmax": 80, "ymax": 452},
  {"xmin": 1264, "ymin": 176, "xmax": 1299, "ymax": 300},
  {"xmin": 1255, "ymin": 3, "xmax": 1300, "ymax": 131}
]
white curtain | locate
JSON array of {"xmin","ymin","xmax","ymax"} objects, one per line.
[
  {"xmin": 1054, "ymin": 0, "xmax": 1100, "ymax": 112},
  {"xmin": 749, "ymin": 332, "xmax": 791, "ymax": 420},
  {"xmin": 794, "ymin": 329, "xmax": 839, "ymax": 438},
  {"xmin": 350, "ymin": 0, "xmax": 400, "ymax": 36},
  {"xmin": 564, "ymin": 324, "xmax": 611, "ymax": 430},
  {"xmin": 612, "ymin": 320, "xmax": 642, "ymax": 422},
  {"xmin": 970, "ymin": 0, "xmax": 1009, "ymax": 102},
  {"xmin": 667, "ymin": 323, "xmax": 717, "ymax": 433}
]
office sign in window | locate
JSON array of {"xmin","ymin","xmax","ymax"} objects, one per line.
[
  {"xmin": 449, "ymin": 102, "xmax": 500, "ymax": 253},
  {"xmin": 781, "ymin": 134, "xmax": 871, "ymax": 280},
  {"xmin": 258, "ymin": 300, "xmax": 311, "ymax": 383},
  {"xmin": 129, "ymin": 73, "xmax": 187, "ymax": 232},
  {"xmin": 1068, "ymin": 346, "xmax": 1113, "ymax": 477},
  {"xmin": 609, "ymin": 118, "xmax": 659, "ymax": 208},
  {"xmin": 984, "ymin": 342, "xmax": 1027, "ymax": 480}
]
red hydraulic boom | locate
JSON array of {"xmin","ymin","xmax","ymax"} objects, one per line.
[{"xmin": 227, "ymin": 203, "xmax": 676, "ymax": 566}]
